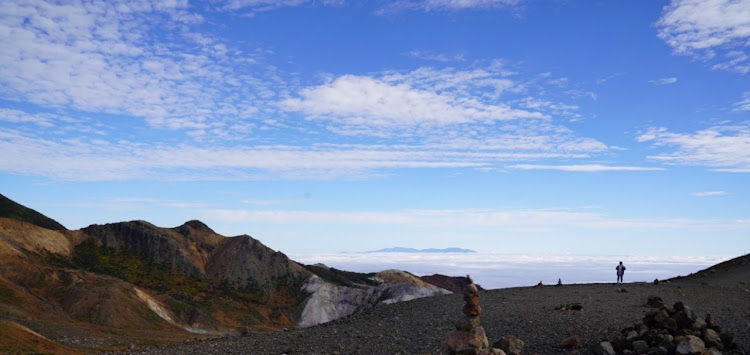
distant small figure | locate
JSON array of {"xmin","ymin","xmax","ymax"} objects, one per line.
[
  {"xmin": 556, "ymin": 278, "xmax": 562, "ymax": 286},
  {"xmin": 653, "ymin": 278, "xmax": 659, "ymax": 285},
  {"xmin": 616, "ymin": 261, "xmax": 626, "ymax": 283}
]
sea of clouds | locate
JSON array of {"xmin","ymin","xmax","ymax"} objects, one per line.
[{"xmin": 288, "ymin": 253, "xmax": 731, "ymax": 289}]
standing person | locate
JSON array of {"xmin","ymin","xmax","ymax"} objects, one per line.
[{"xmin": 616, "ymin": 261, "xmax": 626, "ymax": 283}]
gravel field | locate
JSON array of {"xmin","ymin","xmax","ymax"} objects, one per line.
[{"xmin": 113, "ymin": 277, "xmax": 750, "ymax": 355}]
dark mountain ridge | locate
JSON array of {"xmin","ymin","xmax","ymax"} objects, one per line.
[{"xmin": 0, "ymin": 192, "xmax": 66, "ymax": 230}]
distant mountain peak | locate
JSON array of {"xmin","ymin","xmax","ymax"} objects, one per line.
[
  {"xmin": 179, "ymin": 219, "xmax": 214, "ymax": 232},
  {"xmin": 367, "ymin": 247, "xmax": 476, "ymax": 253}
]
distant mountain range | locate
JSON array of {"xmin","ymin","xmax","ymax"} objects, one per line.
[{"xmin": 366, "ymin": 247, "xmax": 476, "ymax": 253}]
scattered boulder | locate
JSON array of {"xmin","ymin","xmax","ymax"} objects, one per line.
[
  {"xmin": 606, "ymin": 298, "xmax": 735, "ymax": 355},
  {"xmin": 492, "ymin": 335, "xmax": 524, "ymax": 355},
  {"xmin": 631, "ymin": 339, "xmax": 648, "ymax": 354},
  {"xmin": 675, "ymin": 335, "xmax": 704, "ymax": 354},
  {"xmin": 590, "ymin": 341, "xmax": 616, "ymax": 355},
  {"xmin": 703, "ymin": 328, "xmax": 722, "ymax": 349},
  {"xmin": 646, "ymin": 295, "xmax": 664, "ymax": 308}
]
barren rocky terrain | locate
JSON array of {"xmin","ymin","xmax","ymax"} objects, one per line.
[{"xmin": 114, "ymin": 266, "xmax": 750, "ymax": 355}]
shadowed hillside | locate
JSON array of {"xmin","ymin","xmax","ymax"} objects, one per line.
[{"xmin": 0, "ymin": 193, "xmax": 66, "ymax": 230}]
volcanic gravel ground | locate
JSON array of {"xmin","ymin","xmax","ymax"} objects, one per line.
[{"xmin": 114, "ymin": 280, "xmax": 750, "ymax": 355}]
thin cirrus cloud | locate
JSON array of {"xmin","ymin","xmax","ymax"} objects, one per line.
[
  {"xmin": 735, "ymin": 92, "xmax": 750, "ymax": 111},
  {"xmin": 219, "ymin": 0, "xmax": 522, "ymax": 14},
  {"xmin": 0, "ymin": 126, "xmax": 613, "ymax": 181},
  {"xmin": 203, "ymin": 208, "xmax": 746, "ymax": 231},
  {"xmin": 691, "ymin": 191, "xmax": 727, "ymax": 197},
  {"xmin": 637, "ymin": 124, "xmax": 750, "ymax": 171},
  {"xmin": 656, "ymin": 0, "xmax": 750, "ymax": 74},
  {"xmin": 507, "ymin": 164, "xmax": 666, "ymax": 172},
  {"xmin": 649, "ymin": 77, "xmax": 678, "ymax": 86},
  {"xmin": 408, "ymin": 50, "xmax": 466, "ymax": 62},
  {"xmin": 377, "ymin": 0, "xmax": 522, "ymax": 14}
]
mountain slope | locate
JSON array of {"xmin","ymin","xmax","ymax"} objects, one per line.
[
  {"xmin": 668, "ymin": 253, "xmax": 750, "ymax": 285},
  {"xmin": 0, "ymin": 193, "xmax": 66, "ymax": 230},
  {"xmin": 0, "ymin": 196, "xmax": 458, "ymax": 352}
]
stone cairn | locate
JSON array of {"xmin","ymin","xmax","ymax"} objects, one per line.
[
  {"xmin": 445, "ymin": 276, "xmax": 511, "ymax": 355},
  {"xmin": 591, "ymin": 296, "xmax": 736, "ymax": 355}
]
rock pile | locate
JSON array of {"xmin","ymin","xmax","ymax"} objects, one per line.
[
  {"xmin": 594, "ymin": 296, "xmax": 735, "ymax": 355},
  {"xmin": 445, "ymin": 276, "xmax": 513, "ymax": 355}
]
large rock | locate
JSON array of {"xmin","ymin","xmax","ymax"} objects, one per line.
[
  {"xmin": 703, "ymin": 329, "xmax": 723, "ymax": 349},
  {"xmin": 492, "ymin": 335, "xmax": 524, "ymax": 355},
  {"xmin": 298, "ymin": 275, "xmax": 450, "ymax": 327},
  {"xmin": 446, "ymin": 326, "xmax": 490, "ymax": 351},
  {"xmin": 590, "ymin": 341, "xmax": 616, "ymax": 355},
  {"xmin": 456, "ymin": 316, "xmax": 481, "ymax": 331},
  {"xmin": 676, "ymin": 335, "xmax": 705, "ymax": 354}
]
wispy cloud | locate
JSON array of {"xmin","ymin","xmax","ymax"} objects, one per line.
[
  {"xmin": 656, "ymin": 0, "xmax": 750, "ymax": 74},
  {"xmin": 408, "ymin": 50, "xmax": 466, "ymax": 62},
  {"xmin": 691, "ymin": 191, "xmax": 727, "ymax": 197},
  {"xmin": 203, "ymin": 207, "xmax": 744, "ymax": 231},
  {"xmin": 0, "ymin": 125, "xmax": 617, "ymax": 181},
  {"xmin": 220, "ymin": 0, "xmax": 344, "ymax": 14},
  {"xmin": 637, "ymin": 124, "xmax": 750, "ymax": 171},
  {"xmin": 650, "ymin": 77, "xmax": 678, "ymax": 85},
  {"xmin": 507, "ymin": 164, "xmax": 665, "ymax": 172},
  {"xmin": 378, "ymin": 0, "xmax": 522, "ymax": 14},
  {"xmin": 734, "ymin": 92, "xmax": 750, "ymax": 111}
]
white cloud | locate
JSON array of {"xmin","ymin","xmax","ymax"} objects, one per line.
[
  {"xmin": 638, "ymin": 124, "xmax": 750, "ymax": 171},
  {"xmin": 0, "ymin": 0, "xmax": 269, "ymax": 137},
  {"xmin": 280, "ymin": 65, "xmax": 592, "ymax": 141},
  {"xmin": 691, "ymin": 191, "xmax": 727, "ymax": 197},
  {"xmin": 734, "ymin": 92, "xmax": 750, "ymax": 111},
  {"xmin": 289, "ymin": 252, "xmax": 729, "ymax": 289},
  {"xmin": 408, "ymin": 50, "xmax": 466, "ymax": 62},
  {"xmin": 507, "ymin": 164, "xmax": 666, "ymax": 172},
  {"xmin": 378, "ymin": 0, "xmax": 521, "ymax": 14},
  {"xmin": 280, "ymin": 73, "xmax": 543, "ymax": 135},
  {"xmin": 0, "ymin": 108, "xmax": 55, "ymax": 127},
  {"xmin": 0, "ymin": 127, "xmax": 608, "ymax": 181},
  {"xmin": 203, "ymin": 207, "xmax": 745, "ymax": 231},
  {"xmin": 649, "ymin": 77, "xmax": 678, "ymax": 85},
  {"xmin": 656, "ymin": 0, "xmax": 750, "ymax": 73},
  {"xmin": 220, "ymin": 0, "xmax": 344, "ymax": 13}
]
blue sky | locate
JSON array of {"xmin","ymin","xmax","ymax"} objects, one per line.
[{"xmin": 1, "ymin": 0, "xmax": 749, "ymax": 257}]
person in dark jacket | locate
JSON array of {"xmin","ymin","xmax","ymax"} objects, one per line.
[{"xmin": 616, "ymin": 261, "xmax": 626, "ymax": 283}]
